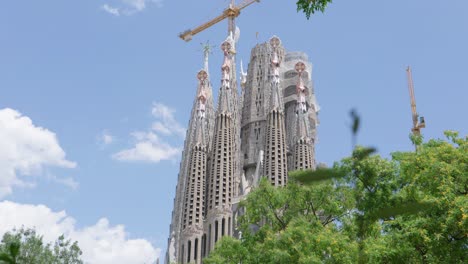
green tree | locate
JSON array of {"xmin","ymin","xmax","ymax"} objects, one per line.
[
  {"xmin": 296, "ymin": 0, "xmax": 333, "ymax": 19},
  {"xmin": 319, "ymin": 132, "xmax": 466, "ymax": 263},
  {"xmin": 0, "ymin": 228, "xmax": 83, "ymax": 264},
  {"xmin": 205, "ymin": 177, "xmax": 357, "ymax": 263},
  {"xmin": 204, "ymin": 131, "xmax": 467, "ymax": 263},
  {"xmin": 370, "ymin": 131, "xmax": 467, "ymax": 263},
  {"xmin": 0, "ymin": 242, "xmax": 19, "ymax": 264}
]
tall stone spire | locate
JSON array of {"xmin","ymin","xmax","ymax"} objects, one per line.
[
  {"xmin": 165, "ymin": 53, "xmax": 214, "ymax": 264},
  {"xmin": 268, "ymin": 37, "xmax": 282, "ymax": 110},
  {"xmin": 292, "ymin": 61, "xmax": 315, "ymax": 170},
  {"xmin": 262, "ymin": 36, "xmax": 288, "ymax": 186},
  {"xmin": 205, "ymin": 36, "xmax": 237, "ymax": 254},
  {"xmin": 179, "ymin": 70, "xmax": 209, "ymax": 264}
]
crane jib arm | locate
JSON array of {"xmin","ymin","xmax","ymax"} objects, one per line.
[
  {"xmin": 179, "ymin": 13, "xmax": 228, "ymax": 42},
  {"xmin": 178, "ymin": 0, "xmax": 260, "ymax": 42}
]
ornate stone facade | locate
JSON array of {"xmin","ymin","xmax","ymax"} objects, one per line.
[{"xmin": 166, "ymin": 36, "xmax": 319, "ymax": 264}]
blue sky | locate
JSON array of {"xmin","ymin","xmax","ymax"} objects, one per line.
[{"xmin": 1, "ymin": 0, "xmax": 467, "ymax": 263}]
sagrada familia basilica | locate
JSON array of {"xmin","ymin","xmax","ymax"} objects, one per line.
[{"xmin": 165, "ymin": 32, "xmax": 319, "ymax": 263}]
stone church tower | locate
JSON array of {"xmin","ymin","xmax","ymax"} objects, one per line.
[
  {"xmin": 165, "ymin": 35, "xmax": 319, "ymax": 264},
  {"xmin": 262, "ymin": 36, "xmax": 289, "ymax": 187}
]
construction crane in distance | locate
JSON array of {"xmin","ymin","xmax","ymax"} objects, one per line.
[
  {"xmin": 179, "ymin": 0, "xmax": 260, "ymax": 42},
  {"xmin": 406, "ymin": 66, "xmax": 426, "ymax": 137}
]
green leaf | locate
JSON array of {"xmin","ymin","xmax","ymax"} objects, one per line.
[
  {"xmin": 350, "ymin": 109, "xmax": 360, "ymax": 136},
  {"xmin": 8, "ymin": 243, "xmax": 19, "ymax": 259},
  {"xmin": 369, "ymin": 201, "xmax": 434, "ymax": 220},
  {"xmin": 289, "ymin": 168, "xmax": 345, "ymax": 184},
  {"xmin": 296, "ymin": 0, "xmax": 333, "ymax": 19},
  {"xmin": 0, "ymin": 253, "xmax": 14, "ymax": 264},
  {"xmin": 409, "ymin": 133, "xmax": 423, "ymax": 147},
  {"xmin": 352, "ymin": 147, "xmax": 377, "ymax": 160}
]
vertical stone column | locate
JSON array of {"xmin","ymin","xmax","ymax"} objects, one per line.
[
  {"xmin": 166, "ymin": 46, "xmax": 215, "ymax": 264},
  {"xmin": 292, "ymin": 62, "xmax": 315, "ymax": 171},
  {"xmin": 205, "ymin": 37, "xmax": 236, "ymax": 254},
  {"xmin": 179, "ymin": 70, "xmax": 210, "ymax": 264},
  {"xmin": 262, "ymin": 36, "xmax": 289, "ymax": 186}
]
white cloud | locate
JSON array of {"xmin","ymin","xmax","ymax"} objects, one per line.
[
  {"xmin": 113, "ymin": 132, "xmax": 180, "ymax": 163},
  {"xmin": 102, "ymin": 0, "xmax": 162, "ymax": 16},
  {"xmin": 151, "ymin": 122, "xmax": 172, "ymax": 135},
  {"xmin": 125, "ymin": 0, "xmax": 163, "ymax": 10},
  {"xmin": 103, "ymin": 134, "xmax": 114, "ymax": 144},
  {"xmin": 0, "ymin": 108, "xmax": 76, "ymax": 198},
  {"xmin": 99, "ymin": 130, "xmax": 115, "ymax": 146},
  {"xmin": 113, "ymin": 103, "xmax": 184, "ymax": 163},
  {"xmin": 151, "ymin": 103, "xmax": 185, "ymax": 138},
  {"xmin": 46, "ymin": 173, "xmax": 79, "ymax": 190},
  {"xmin": 102, "ymin": 4, "xmax": 120, "ymax": 16},
  {"xmin": 124, "ymin": 0, "xmax": 147, "ymax": 11},
  {"xmin": 0, "ymin": 201, "xmax": 160, "ymax": 264}
]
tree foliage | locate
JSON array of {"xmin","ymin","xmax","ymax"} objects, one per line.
[
  {"xmin": 0, "ymin": 228, "xmax": 83, "ymax": 264},
  {"xmin": 296, "ymin": 0, "xmax": 333, "ymax": 19},
  {"xmin": 205, "ymin": 131, "xmax": 467, "ymax": 263},
  {"xmin": 206, "ymin": 173, "xmax": 357, "ymax": 263}
]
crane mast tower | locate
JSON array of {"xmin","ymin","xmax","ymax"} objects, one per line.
[{"xmin": 406, "ymin": 66, "xmax": 426, "ymax": 137}]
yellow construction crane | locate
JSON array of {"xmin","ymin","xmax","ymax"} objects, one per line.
[
  {"xmin": 406, "ymin": 66, "xmax": 425, "ymax": 137},
  {"xmin": 179, "ymin": 0, "xmax": 260, "ymax": 42}
]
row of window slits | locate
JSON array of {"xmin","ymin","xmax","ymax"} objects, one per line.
[
  {"xmin": 264, "ymin": 112, "xmax": 288, "ymax": 186},
  {"xmin": 208, "ymin": 115, "xmax": 233, "ymax": 210},
  {"xmin": 183, "ymin": 150, "xmax": 206, "ymax": 229},
  {"xmin": 294, "ymin": 144, "xmax": 312, "ymax": 170}
]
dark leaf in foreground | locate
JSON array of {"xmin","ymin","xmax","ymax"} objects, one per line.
[
  {"xmin": 352, "ymin": 147, "xmax": 377, "ymax": 160},
  {"xmin": 8, "ymin": 243, "xmax": 19, "ymax": 260},
  {"xmin": 0, "ymin": 253, "xmax": 14, "ymax": 264},
  {"xmin": 370, "ymin": 201, "xmax": 434, "ymax": 220},
  {"xmin": 289, "ymin": 168, "xmax": 345, "ymax": 184},
  {"xmin": 350, "ymin": 109, "xmax": 360, "ymax": 136}
]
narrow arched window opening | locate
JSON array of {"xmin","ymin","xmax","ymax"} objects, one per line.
[
  {"xmin": 202, "ymin": 234, "xmax": 206, "ymax": 257},
  {"xmin": 181, "ymin": 244, "xmax": 185, "ymax": 264},
  {"xmin": 222, "ymin": 218, "xmax": 226, "ymax": 236},
  {"xmin": 187, "ymin": 240, "xmax": 191, "ymax": 263},
  {"xmin": 215, "ymin": 220, "xmax": 219, "ymax": 243},
  {"xmin": 208, "ymin": 224, "xmax": 212, "ymax": 252},
  {"xmin": 195, "ymin": 238, "xmax": 199, "ymax": 260}
]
